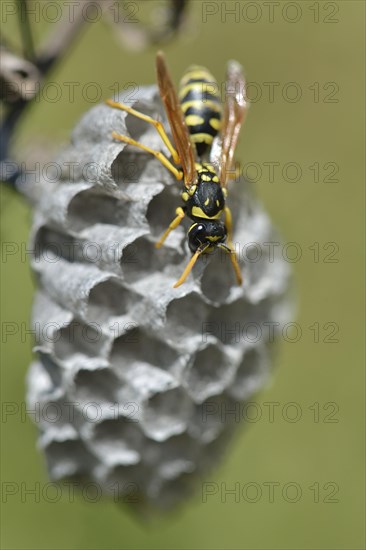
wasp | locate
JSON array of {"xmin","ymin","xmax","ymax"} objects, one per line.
[{"xmin": 106, "ymin": 52, "xmax": 249, "ymax": 287}]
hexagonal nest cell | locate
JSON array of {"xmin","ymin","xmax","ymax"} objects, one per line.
[
  {"xmin": 120, "ymin": 235, "xmax": 182, "ymax": 283},
  {"xmin": 163, "ymin": 293, "xmax": 209, "ymax": 342},
  {"xmin": 86, "ymin": 279, "xmax": 133, "ymax": 323},
  {"xmin": 53, "ymin": 320, "xmax": 108, "ymax": 360},
  {"xmin": 110, "ymin": 327, "xmax": 179, "ymax": 375},
  {"xmin": 26, "ymin": 85, "xmax": 292, "ymax": 514},
  {"xmin": 141, "ymin": 386, "xmax": 194, "ymax": 441},
  {"xmin": 86, "ymin": 417, "xmax": 143, "ymax": 467},
  {"xmin": 183, "ymin": 344, "xmax": 237, "ymax": 403},
  {"xmin": 71, "ymin": 367, "xmax": 123, "ymax": 407},
  {"xmin": 67, "ymin": 188, "xmax": 132, "ymax": 231},
  {"xmin": 34, "ymin": 225, "xmax": 84, "ymax": 264}
]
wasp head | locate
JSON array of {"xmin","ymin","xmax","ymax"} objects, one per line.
[{"xmin": 187, "ymin": 220, "xmax": 227, "ymax": 253}]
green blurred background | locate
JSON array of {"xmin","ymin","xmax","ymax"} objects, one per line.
[{"xmin": 1, "ymin": 1, "xmax": 364, "ymax": 548}]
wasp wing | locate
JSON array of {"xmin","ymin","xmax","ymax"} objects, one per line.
[
  {"xmin": 219, "ymin": 60, "xmax": 249, "ymax": 187},
  {"xmin": 209, "ymin": 134, "xmax": 223, "ymax": 176},
  {"xmin": 156, "ymin": 51, "xmax": 197, "ymax": 188}
]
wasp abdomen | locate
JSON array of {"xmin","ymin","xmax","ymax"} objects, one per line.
[{"xmin": 179, "ymin": 65, "xmax": 222, "ymax": 157}]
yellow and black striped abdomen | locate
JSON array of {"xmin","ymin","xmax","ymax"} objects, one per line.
[{"xmin": 179, "ymin": 65, "xmax": 222, "ymax": 157}]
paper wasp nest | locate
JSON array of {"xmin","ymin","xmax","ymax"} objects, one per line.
[{"xmin": 26, "ymin": 86, "xmax": 291, "ymax": 513}]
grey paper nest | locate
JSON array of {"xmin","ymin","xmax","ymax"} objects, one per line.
[{"xmin": 26, "ymin": 85, "xmax": 291, "ymax": 513}]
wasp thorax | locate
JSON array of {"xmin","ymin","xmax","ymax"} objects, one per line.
[{"xmin": 183, "ymin": 177, "xmax": 226, "ymax": 220}]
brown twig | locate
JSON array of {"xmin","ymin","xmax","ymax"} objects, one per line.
[
  {"xmin": 1, "ymin": 1, "xmax": 93, "ymax": 186},
  {"xmin": 0, "ymin": 0, "xmax": 189, "ymax": 188},
  {"xmin": 17, "ymin": 0, "xmax": 36, "ymax": 61}
]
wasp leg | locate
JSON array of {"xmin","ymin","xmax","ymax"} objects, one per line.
[
  {"xmin": 111, "ymin": 132, "xmax": 183, "ymax": 181},
  {"xmin": 155, "ymin": 207, "xmax": 185, "ymax": 249},
  {"xmin": 106, "ymin": 99, "xmax": 180, "ymax": 164},
  {"xmin": 173, "ymin": 244, "xmax": 210, "ymax": 288},
  {"xmin": 218, "ymin": 244, "xmax": 243, "ymax": 286},
  {"xmin": 224, "ymin": 206, "xmax": 234, "ymax": 248}
]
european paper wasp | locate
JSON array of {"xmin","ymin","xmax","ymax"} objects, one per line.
[{"xmin": 106, "ymin": 52, "xmax": 249, "ymax": 287}]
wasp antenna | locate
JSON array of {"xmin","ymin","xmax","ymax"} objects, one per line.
[{"xmin": 173, "ymin": 244, "xmax": 210, "ymax": 288}]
